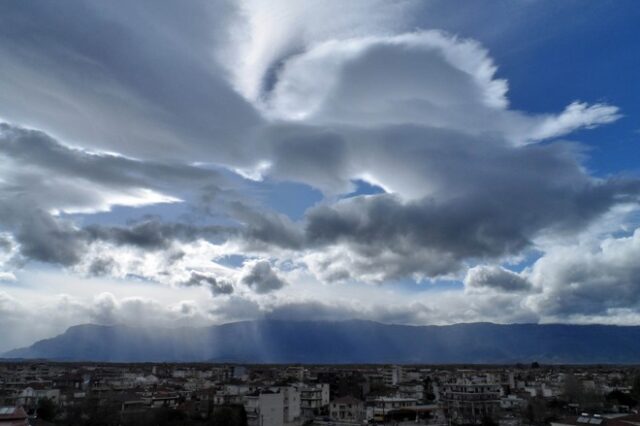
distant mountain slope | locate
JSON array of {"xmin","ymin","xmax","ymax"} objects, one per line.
[{"xmin": 5, "ymin": 320, "xmax": 640, "ymax": 363}]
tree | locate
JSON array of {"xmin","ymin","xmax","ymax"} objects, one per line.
[
  {"xmin": 210, "ymin": 405, "xmax": 247, "ymax": 426},
  {"xmin": 606, "ymin": 390, "xmax": 638, "ymax": 408},
  {"xmin": 37, "ymin": 397, "xmax": 57, "ymax": 422},
  {"xmin": 631, "ymin": 373, "xmax": 640, "ymax": 400},
  {"xmin": 563, "ymin": 373, "xmax": 584, "ymax": 403}
]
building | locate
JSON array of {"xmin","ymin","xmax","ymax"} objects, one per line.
[
  {"xmin": 441, "ymin": 378, "xmax": 502, "ymax": 424},
  {"xmin": 500, "ymin": 394, "xmax": 526, "ymax": 410},
  {"xmin": 244, "ymin": 390, "xmax": 284, "ymax": 426},
  {"xmin": 330, "ymin": 396, "xmax": 365, "ymax": 423},
  {"xmin": 15, "ymin": 386, "xmax": 60, "ymax": 412},
  {"xmin": 275, "ymin": 386, "xmax": 300, "ymax": 424},
  {"xmin": 383, "ymin": 365, "xmax": 404, "ymax": 386},
  {"xmin": 398, "ymin": 380, "xmax": 425, "ymax": 401},
  {"xmin": 0, "ymin": 407, "xmax": 28, "ymax": 426},
  {"xmin": 551, "ymin": 414, "xmax": 640, "ymax": 426},
  {"xmin": 299, "ymin": 383, "xmax": 329, "ymax": 417},
  {"xmin": 368, "ymin": 396, "xmax": 418, "ymax": 423}
]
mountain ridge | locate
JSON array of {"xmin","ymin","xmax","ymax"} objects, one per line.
[{"xmin": 5, "ymin": 320, "xmax": 640, "ymax": 364}]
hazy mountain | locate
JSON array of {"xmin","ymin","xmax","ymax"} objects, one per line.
[{"xmin": 5, "ymin": 320, "xmax": 640, "ymax": 363}]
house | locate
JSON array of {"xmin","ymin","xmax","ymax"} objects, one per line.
[
  {"xmin": 552, "ymin": 413, "xmax": 640, "ymax": 426},
  {"xmin": 330, "ymin": 396, "xmax": 365, "ymax": 423},
  {"xmin": 0, "ymin": 407, "xmax": 28, "ymax": 426},
  {"xmin": 15, "ymin": 386, "xmax": 60, "ymax": 412}
]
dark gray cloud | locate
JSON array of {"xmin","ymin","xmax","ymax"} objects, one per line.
[
  {"xmin": 263, "ymin": 300, "xmax": 435, "ymax": 325},
  {"xmin": 267, "ymin": 126, "xmax": 640, "ymax": 281},
  {"xmin": 230, "ymin": 201, "xmax": 304, "ymax": 250},
  {"xmin": 87, "ymin": 257, "xmax": 117, "ymax": 276},
  {"xmin": 182, "ymin": 272, "xmax": 234, "ymax": 296},
  {"xmin": 0, "ymin": 201, "xmax": 85, "ymax": 266},
  {"xmin": 0, "ymin": 123, "xmax": 238, "ymax": 270},
  {"xmin": 465, "ymin": 265, "xmax": 533, "ymax": 293},
  {"xmin": 0, "ymin": 123, "xmax": 224, "ymax": 192},
  {"xmin": 241, "ymin": 261, "xmax": 287, "ymax": 294},
  {"xmin": 84, "ymin": 219, "xmax": 232, "ymax": 250}
]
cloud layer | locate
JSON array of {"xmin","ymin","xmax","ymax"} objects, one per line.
[{"xmin": 0, "ymin": 0, "xmax": 639, "ymax": 346}]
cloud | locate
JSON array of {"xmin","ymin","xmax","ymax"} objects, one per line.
[
  {"xmin": 0, "ymin": 123, "xmax": 223, "ymax": 215},
  {"xmin": 3, "ymin": 121, "xmax": 637, "ymax": 288},
  {"xmin": 465, "ymin": 265, "xmax": 532, "ymax": 293},
  {"xmin": 265, "ymin": 31, "xmax": 508, "ymax": 123},
  {"xmin": 0, "ymin": 1, "xmax": 262, "ymax": 165},
  {"xmin": 528, "ymin": 228, "xmax": 640, "ymax": 317},
  {"xmin": 296, "ymin": 167, "xmax": 638, "ymax": 282},
  {"xmin": 0, "ymin": 272, "xmax": 16, "ymax": 282},
  {"xmin": 241, "ymin": 260, "xmax": 287, "ymax": 294},
  {"xmin": 181, "ymin": 272, "xmax": 234, "ymax": 296},
  {"xmin": 528, "ymin": 102, "xmax": 622, "ymax": 141},
  {"xmin": 0, "ymin": 0, "xmax": 638, "ymax": 329},
  {"xmin": 0, "ymin": 290, "xmax": 214, "ymax": 352},
  {"xmin": 263, "ymin": 31, "xmax": 618, "ymax": 145},
  {"xmin": 225, "ymin": 0, "xmax": 417, "ymax": 104}
]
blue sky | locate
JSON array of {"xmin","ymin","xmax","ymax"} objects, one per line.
[{"xmin": 1, "ymin": 0, "xmax": 640, "ymax": 351}]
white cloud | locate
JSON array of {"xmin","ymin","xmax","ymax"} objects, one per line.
[
  {"xmin": 224, "ymin": 0, "xmax": 417, "ymax": 103},
  {"xmin": 527, "ymin": 227, "xmax": 640, "ymax": 318},
  {"xmin": 525, "ymin": 102, "xmax": 621, "ymax": 142}
]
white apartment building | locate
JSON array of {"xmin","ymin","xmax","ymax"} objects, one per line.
[
  {"xmin": 267, "ymin": 386, "xmax": 301, "ymax": 424},
  {"xmin": 383, "ymin": 365, "xmax": 405, "ymax": 386},
  {"xmin": 299, "ymin": 383, "xmax": 330, "ymax": 418},
  {"xmin": 245, "ymin": 390, "xmax": 284, "ymax": 426}
]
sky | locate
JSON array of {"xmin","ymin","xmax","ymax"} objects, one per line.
[{"xmin": 1, "ymin": 0, "xmax": 640, "ymax": 352}]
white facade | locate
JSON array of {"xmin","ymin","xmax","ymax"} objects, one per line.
[
  {"xmin": 384, "ymin": 365, "xmax": 405, "ymax": 386},
  {"xmin": 245, "ymin": 392, "xmax": 284, "ymax": 426}
]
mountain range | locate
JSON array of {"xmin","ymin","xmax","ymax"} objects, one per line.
[{"xmin": 4, "ymin": 320, "xmax": 640, "ymax": 364}]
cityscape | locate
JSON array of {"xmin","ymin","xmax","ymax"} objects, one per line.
[
  {"xmin": 2, "ymin": 0, "xmax": 640, "ymax": 425},
  {"xmin": 1, "ymin": 362, "xmax": 640, "ymax": 426}
]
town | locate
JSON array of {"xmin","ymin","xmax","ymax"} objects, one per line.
[{"xmin": 1, "ymin": 362, "xmax": 639, "ymax": 426}]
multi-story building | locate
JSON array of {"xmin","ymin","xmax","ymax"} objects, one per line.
[
  {"xmin": 441, "ymin": 378, "xmax": 502, "ymax": 424},
  {"xmin": 383, "ymin": 365, "xmax": 405, "ymax": 386},
  {"xmin": 367, "ymin": 396, "xmax": 418, "ymax": 423},
  {"xmin": 244, "ymin": 390, "xmax": 284, "ymax": 426},
  {"xmin": 268, "ymin": 386, "xmax": 301, "ymax": 425},
  {"xmin": 299, "ymin": 383, "xmax": 330, "ymax": 418}
]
